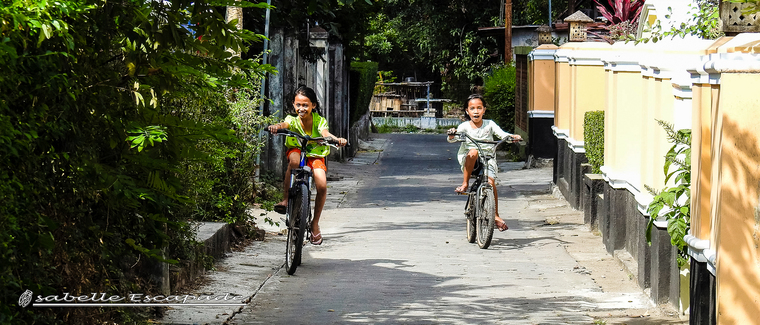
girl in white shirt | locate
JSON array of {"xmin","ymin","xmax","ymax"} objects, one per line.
[{"xmin": 447, "ymin": 94, "xmax": 522, "ymax": 231}]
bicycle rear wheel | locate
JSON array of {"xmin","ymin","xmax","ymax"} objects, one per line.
[
  {"xmin": 476, "ymin": 187, "xmax": 495, "ymax": 249},
  {"xmin": 465, "ymin": 195, "xmax": 476, "ymax": 243},
  {"xmin": 285, "ymin": 183, "xmax": 308, "ymax": 275}
]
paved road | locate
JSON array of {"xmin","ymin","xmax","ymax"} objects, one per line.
[
  {"xmin": 226, "ymin": 134, "xmax": 681, "ymax": 324},
  {"xmin": 161, "ymin": 133, "xmax": 687, "ymax": 324}
]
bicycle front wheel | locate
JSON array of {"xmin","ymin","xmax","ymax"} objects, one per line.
[
  {"xmin": 476, "ymin": 187, "xmax": 496, "ymax": 249},
  {"xmin": 465, "ymin": 195, "xmax": 476, "ymax": 243},
  {"xmin": 285, "ymin": 183, "xmax": 309, "ymax": 275}
]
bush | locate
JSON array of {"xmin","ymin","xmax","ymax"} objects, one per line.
[
  {"xmin": 349, "ymin": 62, "xmax": 379, "ymax": 124},
  {"xmin": 584, "ymin": 111, "xmax": 605, "ymax": 173},
  {"xmin": 482, "ymin": 64, "xmax": 516, "ymax": 132},
  {"xmin": 0, "ymin": 1, "xmax": 273, "ymax": 323}
]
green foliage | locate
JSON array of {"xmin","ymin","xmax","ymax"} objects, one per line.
[
  {"xmin": 645, "ymin": 120, "xmax": 692, "ymax": 268},
  {"xmin": 358, "ymin": 0, "xmax": 501, "ymax": 88},
  {"xmin": 583, "ymin": 111, "xmax": 605, "ymax": 174},
  {"xmin": 482, "ymin": 64, "xmax": 516, "ymax": 132},
  {"xmin": 349, "ymin": 61, "xmax": 379, "ymax": 124},
  {"xmin": 637, "ymin": 0, "xmax": 722, "ymax": 43},
  {"xmin": 374, "ymin": 70, "xmax": 397, "ymax": 94},
  {"xmin": 0, "ymin": 0, "xmax": 273, "ymax": 323},
  {"xmin": 594, "ymin": 0, "xmax": 645, "ymax": 25},
  {"xmin": 271, "ymin": 0, "xmax": 378, "ymax": 61}
]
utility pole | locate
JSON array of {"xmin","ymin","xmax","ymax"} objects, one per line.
[{"xmin": 504, "ymin": 0, "xmax": 512, "ymax": 64}]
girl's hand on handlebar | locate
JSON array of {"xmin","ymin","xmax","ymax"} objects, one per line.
[
  {"xmin": 446, "ymin": 128, "xmax": 457, "ymax": 136},
  {"xmin": 507, "ymin": 134, "xmax": 523, "ymax": 143},
  {"xmin": 267, "ymin": 124, "xmax": 282, "ymax": 134},
  {"xmin": 336, "ymin": 137, "xmax": 348, "ymax": 147}
]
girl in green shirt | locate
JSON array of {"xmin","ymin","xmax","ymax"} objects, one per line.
[{"xmin": 267, "ymin": 86, "xmax": 347, "ymax": 245}]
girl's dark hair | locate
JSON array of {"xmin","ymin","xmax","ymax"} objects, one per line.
[
  {"xmin": 463, "ymin": 94, "xmax": 487, "ymax": 120},
  {"xmin": 290, "ymin": 85, "xmax": 321, "ymax": 115}
]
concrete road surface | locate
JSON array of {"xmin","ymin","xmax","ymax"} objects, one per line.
[{"xmin": 160, "ymin": 133, "xmax": 687, "ymax": 325}]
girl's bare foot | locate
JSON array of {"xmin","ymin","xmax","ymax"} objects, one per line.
[
  {"xmin": 310, "ymin": 221, "xmax": 322, "ymax": 245},
  {"xmin": 495, "ymin": 215, "xmax": 508, "ymax": 231}
]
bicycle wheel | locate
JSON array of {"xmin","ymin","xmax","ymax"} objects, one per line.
[
  {"xmin": 465, "ymin": 195, "xmax": 476, "ymax": 243},
  {"xmin": 285, "ymin": 183, "xmax": 308, "ymax": 275},
  {"xmin": 296, "ymin": 185, "xmax": 310, "ymax": 266},
  {"xmin": 476, "ymin": 186, "xmax": 496, "ymax": 249}
]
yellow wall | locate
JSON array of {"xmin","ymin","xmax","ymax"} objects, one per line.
[
  {"xmin": 569, "ymin": 64, "xmax": 606, "ymax": 142},
  {"xmin": 554, "ymin": 48, "xmax": 572, "ymax": 133},
  {"xmin": 714, "ymin": 73, "xmax": 760, "ymax": 325},
  {"xmin": 540, "ymin": 34, "xmax": 760, "ymax": 323},
  {"xmin": 691, "ymin": 84, "xmax": 713, "ymax": 240},
  {"xmin": 529, "ymin": 56, "xmax": 556, "ymax": 112}
]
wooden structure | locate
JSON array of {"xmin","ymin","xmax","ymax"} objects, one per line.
[
  {"xmin": 564, "ymin": 10, "xmax": 594, "ymax": 42},
  {"xmin": 370, "ymin": 81, "xmax": 449, "ymax": 117}
]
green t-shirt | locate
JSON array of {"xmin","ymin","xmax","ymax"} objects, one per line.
[{"xmin": 284, "ymin": 113, "xmax": 330, "ymax": 157}]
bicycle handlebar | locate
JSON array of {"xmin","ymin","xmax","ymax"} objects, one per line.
[
  {"xmin": 271, "ymin": 127, "xmax": 345, "ymax": 147},
  {"xmin": 449, "ymin": 131, "xmax": 520, "ymax": 145}
]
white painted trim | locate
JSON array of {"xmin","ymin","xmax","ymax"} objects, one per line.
[
  {"xmin": 552, "ymin": 126, "xmax": 569, "ymax": 139},
  {"xmin": 704, "ymin": 52, "xmax": 760, "ymax": 73},
  {"xmin": 684, "ymin": 234, "xmax": 716, "ymax": 276},
  {"xmin": 671, "ymin": 78, "xmax": 693, "ymax": 100},
  {"xmin": 528, "ymin": 110, "xmax": 555, "ymax": 118},
  {"xmin": 604, "ymin": 60, "xmax": 642, "ymax": 73},
  {"xmin": 603, "ymin": 46, "xmax": 642, "ymax": 72},
  {"xmin": 568, "ymin": 53, "xmax": 606, "ymax": 67},
  {"xmin": 566, "ymin": 137, "xmax": 586, "ymax": 154},
  {"xmin": 529, "ymin": 48, "xmax": 558, "ymax": 61},
  {"xmin": 554, "ymin": 49, "xmax": 572, "ymax": 63},
  {"xmin": 600, "ymin": 166, "xmax": 641, "ymax": 195}
]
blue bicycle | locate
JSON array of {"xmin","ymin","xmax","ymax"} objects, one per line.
[{"xmin": 272, "ymin": 128, "xmax": 341, "ymax": 275}]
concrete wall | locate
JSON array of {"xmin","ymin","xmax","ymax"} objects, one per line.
[{"xmin": 539, "ymin": 33, "xmax": 760, "ymax": 320}]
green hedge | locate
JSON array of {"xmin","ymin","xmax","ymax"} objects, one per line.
[
  {"xmin": 349, "ymin": 62, "xmax": 379, "ymax": 124},
  {"xmin": 584, "ymin": 111, "xmax": 605, "ymax": 173},
  {"xmin": 483, "ymin": 64, "xmax": 516, "ymax": 132}
]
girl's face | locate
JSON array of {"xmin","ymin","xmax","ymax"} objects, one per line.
[
  {"xmin": 293, "ymin": 94, "xmax": 315, "ymax": 118},
  {"xmin": 466, "ymin": 98, "xmax": 486, "ymax": 124}
]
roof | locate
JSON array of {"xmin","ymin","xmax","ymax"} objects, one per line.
[{"xmin": 564, "ymin": 10, "xmax": 594, "ymax": 23}]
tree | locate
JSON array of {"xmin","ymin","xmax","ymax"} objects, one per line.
[{"xmin": 1, "ymin": 0, "xmax": 273, "ymax": 323}]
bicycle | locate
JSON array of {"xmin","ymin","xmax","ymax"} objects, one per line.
[
  {"xmin": 450, "ymin": 132, "xmax": 516, "ymax": 249},
  {"xmin": 271, "ymin": 128, "xmax": 341, "ymax": 275}
]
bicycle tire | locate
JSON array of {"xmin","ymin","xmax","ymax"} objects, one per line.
[
  {"xmin": 296, "ymin": 184, "xmax": 310, "ymax": 266},
  {"xmin": 285, "ymin": 183, "xmax": 308, "ymax": 275},
  {"xmin": 465, "ymin": 195, "xmax": 476, "ymax": 243},
  {"xmin": 476, "ymin": 186, "xmax": 496, "ymax": 249}
]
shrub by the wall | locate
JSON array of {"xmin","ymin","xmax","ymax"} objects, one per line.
[
  {"xmin": 349, "ymin": 62, "xmax": 379, "ymax": 124},
  {"xmin": 483, "ymin": 64, "xmax": 516, "ymax": 132},
  {"xmin": 584, "ymin": 111, "xmax": 605, "ymax": 173}
]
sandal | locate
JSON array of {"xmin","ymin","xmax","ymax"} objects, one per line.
[
  {"xmin": 310, "ymin": 232, "xmax": 323, "ymax": 245},
  {"xmin": 273, "ymin": 204, "xmax": 286, "ymax": 214},
  {"xmin": 455, "ymin": 185, "xmax": 468, "ymax": 194},
  {"xmin": 495, "ymin": 219, "xmax": 509, "ymax": 232}
]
